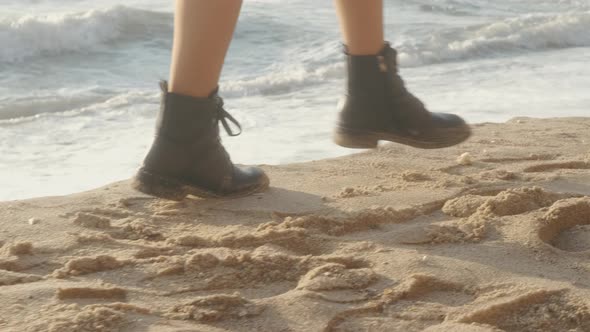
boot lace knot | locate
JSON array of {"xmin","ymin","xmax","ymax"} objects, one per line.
[{"xmin": 213, "ymin": 95, "xmax": 242, "ymax": 137}]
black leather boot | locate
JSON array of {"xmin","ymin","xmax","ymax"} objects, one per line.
[
  {"xmin": 132, "ymin": 81, "xmax": 269, "ymax": 201},
  {"xmin": 334, "ymin": 43, "xmax": 471, "ymax": 149}
]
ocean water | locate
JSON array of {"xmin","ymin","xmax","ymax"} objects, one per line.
[{"xmin": 1, "ymin": 0, "xmax": 589, "ymax": 201}]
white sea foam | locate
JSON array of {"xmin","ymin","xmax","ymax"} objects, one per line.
[
  {"xmin": 0, "ymin": 94, "xmax": 107, "ymax": 122},
  {"xmin": 398, "ymin": 11, "xmax": 590, "ymax": 66},
  {"xmin": 417, "ymin": 3, "xmax": 475, "ymax": 16},
  {"xmin": 0, "ymin": 6, "xmax": 172, "ymax": 63},
  {"xmin": 0, "ymin": 89, "xmax": 158, "ymax": 123},
  {"xmin": 221, "ymin": 63, "xmax": 343, "ymax": 97},
  {"xmin": 218, "ymin": 11, "xmax": 590, "ymax": 97}
]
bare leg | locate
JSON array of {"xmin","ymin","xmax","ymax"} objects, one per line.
[
  {"xmin": 334, "ymin": 0, "xmax": 384, "ymax": 55},
  {"xmin": 169, "ymin": 0, "xmax": 242, "ymax": 98}
]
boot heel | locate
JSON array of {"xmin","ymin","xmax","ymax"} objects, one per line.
[
  {"xmin": 132, "ymin": 168, "xmax": 188, "ymax": 201},
  {"xmin": 333, "ymin": 127, "xmax": 379, "ymax": 149}
]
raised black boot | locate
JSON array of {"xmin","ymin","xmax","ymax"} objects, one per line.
[
  {"xmin": 132, "ymin": 81, "xmax": 269, "ymax": 201},
  {"xmin": 334, "ymin": 43, "xmax": 471, "ymax": 149}
]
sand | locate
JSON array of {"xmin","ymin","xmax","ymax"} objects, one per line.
[{"xmin": 1, "ymin": 117, "xmax": 590, "ymax": 332}]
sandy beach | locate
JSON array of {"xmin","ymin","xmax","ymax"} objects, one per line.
[{"xmin": 1, "ymin": 117, "xmax": 590, "ymax": 332}]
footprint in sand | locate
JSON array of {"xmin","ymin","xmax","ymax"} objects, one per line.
[
  {"xmin": 56, "ymin": 286, "xmax": 127, "ymax": 300},
  {"xmin": 325, "ymin": 275, "xmax": 478, "ymax": 332},
  {"xmin": 422, "ymin": 322, "xmax": 502, "ymax": 332},
  {"xmin": 71, "ymin": 207, "xmax": 132, "ymax": 220},
  {"xmin": 144, "ymin": 248, "xmax": 369, "ymax": 298},
  {"xmin": 524, "ymin": 161, "xmax": 590, "ymax": 173},
  {"xmin": 297, "ymin": 263, "xmax": 377, "ymax": 292},
  {"xmin": 553, "ymin": 225, "xmax": 590, "ymax": 252},
  {"xmin": 114, "ymin": 218, "xmax": 164, "ymax": 241},
  {"xmin": 399, "ymin": 187, "xmax": 569, "ymax": 246},
  {"xmin": 441, "ymin": 154, "xmax": 567, "ymax": 178},
  {"xmin": 0, "ymin": 270, "xmax": 43, "ymax": 286},
  {"xmin": 70, "ymin": 207, "xmax": 164, "ymax": 242},
  {"xmin": 443, "ymin": 187, "xmax": 563, "ymax": 219},
  {"xmin": 72, "ymin": 212, "xmax": 112, "ymax": 229},
  {"xmin": 481, "ymin": 154, "xmax": 557, "ymax": 164},
  {"xmin": 297, "ymin": 262, "xmax": 379, "ymax": 304},
  {"xmin": 171, "ymin": 226, "xmax": 310, "ymax": 253},
  {"xmin": 52, "ymin": 255, "xmax": 128, "ymax": 278},
  {"xmin": 393, "ymin": 274, "xmax": 477, "ymax": 307},
  {"xmin": 537, "ymin": 197, "xmax": 590, "ymax": 252},
  {"xmin": 0, "ymin": 241, "xmax": 51, "ymax": 276},
  {"xmin": 269, "ymin": 203, "xmax": 441, "ymax": 237},
  {"xmin": 28, "ymin": 304, "xmax": 130, "ymax": 332},
  {"xmin": 327, "ymin": 275, "xmax": 590, "ymax": 332},
  {"xmin": 456, "ymin": 289, "xmax": 590, "ymax": 332},
  {"xmin": 1, "ymin": 241, "xmax": 34, "ymax": 256}
]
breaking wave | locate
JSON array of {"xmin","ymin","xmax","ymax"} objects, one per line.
[
  {"xmin": 398, "ymin": 11, "xmax": 590, "ymax": 66},
  {"xmin": 0, "ymin": 6, "xmax": 172, "ymax": 63}
]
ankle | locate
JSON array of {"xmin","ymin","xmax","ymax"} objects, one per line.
[
  {"xmin": 343, "ymin": 42, "xmax": 386, "ymax": 56},
  {"xmin": 344, "ymin": 42, "xmax": 390, "ymax": 57},
  {"xmin": 168, "ymin": 80, "xmax": 218, "ymax": 99}
]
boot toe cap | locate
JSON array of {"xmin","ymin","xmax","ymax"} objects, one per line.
[
  {"xmin": 229, "ymin": 166, "xmax": 270, "ymax": 195},
  {"xmin": 432, "ymin": 112, "xmax": 468, "ymax": 128}
]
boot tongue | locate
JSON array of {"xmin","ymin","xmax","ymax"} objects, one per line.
[
  {"xmin": 381, "ymin": 44, "xmax": 399, "ymax": 73},
  {"xmin": 380, "ymin": 46, "xmax": 409, "ymax": 98},
  {"xmin": 156, "ymin": 82, "xmax": 242, "ymax": 140}
]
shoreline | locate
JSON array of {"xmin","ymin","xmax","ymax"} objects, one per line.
[
  {"xmin": 1, "ymin": 117, "xmax": 590, "ymax": 331},
  {"xmin": 0, "ymin": 116, "xmax": 585, "ymax": 204},
  {"xmin": 2, "ymin": 115, "xmax": 587, "ymax": 203}
]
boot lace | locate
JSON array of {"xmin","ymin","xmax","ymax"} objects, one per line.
[
  {"xmin": 213, "ymin": 95, "xmax": 242, "ymax": 137},
  {"xmin": 209, "ymin": 94, "xmax": 242, "ymax": 170}
]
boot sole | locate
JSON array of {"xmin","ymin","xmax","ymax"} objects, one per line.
[
  {"xmin": 131, "ymin": 168, "xmax": 270, "ymax": 201},
  {"xmin": 333, "ymin": 125, "xmax": 471, "ymax": 149}
]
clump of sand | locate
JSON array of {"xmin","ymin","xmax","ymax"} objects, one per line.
[
  {"xmin": 165, "ymin": 293, "xmax": 263, "ymax": 322},
  {"xmin": 52, "ymin": 255, "xmax": 127, "ymax": 278}
]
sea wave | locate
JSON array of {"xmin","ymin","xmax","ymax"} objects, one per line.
[
  {"xmin": 398, "ymin": 11, "xmax": 590, "ymax": 66},
  {"xmin": 0, "ymin": 93, "xmax": 109, "ymax": 122},
  {"xmin": 417, "ymin": 2, "xmax": 476, "ymax": 16},
  {"xmin": 0, "ymin": 89, "xmax": 157, "ymax": 123},
  {"xmin": 0, "ymin": 6, "xmax": 172, "ymax": 63},
  {"xmin": 224, "ymin": 12, "xmax": 590, "ymax": 96},
  {"xmin": 3, "ymin": 7, "xmax": 589, "ymax": 102},
  {"xmin": 414, "ymin": 0, "xmax": 589, "ymax": 16},
  {"xmin": 221, "ymin": 63, "xmax": 343, "ymax": 98}
]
